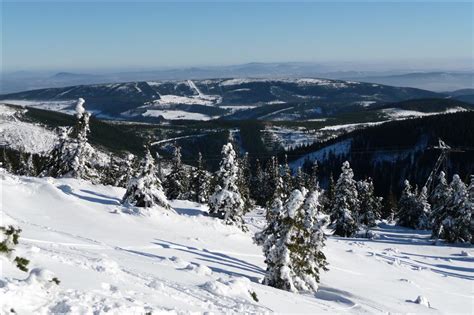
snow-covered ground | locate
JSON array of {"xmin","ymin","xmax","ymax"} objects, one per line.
[
  {"xmin": 0, "ymin": 104, "xmax": 57, "ymax": 154},
  {"xmin": 381, "ymin": 107, "xmax": 468, "ymax": 119},
  {"xmin": 1, "ymin": 173, "xmax": 472, "ymax": 314},
  {"xmin": 142, "ymin": 109, "xmax": 215, "ymax": 121},
  {"xmin": 1, "ymin": 100, "xmax": 78, "ymax": 116},
  {"xmin": 264, "ymin": 126, "xmax": 323, "ymax": 151}
]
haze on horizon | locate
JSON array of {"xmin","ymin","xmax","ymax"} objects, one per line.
[{"xmin": 2, "ymin": 1, "xmax": 473, "ymax": 73}]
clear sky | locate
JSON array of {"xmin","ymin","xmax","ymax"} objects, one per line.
[{"xmin": 2, "ymin": 1, "xmax": 473, "ymax": 72}]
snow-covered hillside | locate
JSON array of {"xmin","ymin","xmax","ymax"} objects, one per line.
[
  {"xmin": 0, "ymin": 104, "xmax": 57, "ymax": 154},
  {"xmin": 1, "ymin": 172, "xmax": 472, "ymax": 314}
]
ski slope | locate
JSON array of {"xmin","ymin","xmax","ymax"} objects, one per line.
[{"xmin": 1, "ymin": 173, "xmax": 473, "ymax": 314}]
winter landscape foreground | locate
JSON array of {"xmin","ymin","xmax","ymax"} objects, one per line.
[{"xmin": 1, "ymin": 172, "xmax": 472, "ymax": 314}]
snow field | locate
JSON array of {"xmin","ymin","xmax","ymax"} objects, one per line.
[{"xmin": 1, "ymin": 173, "xmax": 473, "ymax": 314}]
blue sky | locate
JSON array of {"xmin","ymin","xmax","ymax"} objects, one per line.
[{"xmin": 2, "ymin": 1, "xmax": 473, "ymax": 72}]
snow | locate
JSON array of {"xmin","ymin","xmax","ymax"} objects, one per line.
[
  {"xmin": 320, "ymin": 122, "xmax": 384, "ymax": 131},
  {"xmin": 219, "ymin": 78, "xmax": 354, "ymax": 89},
  {"xmin": 1, "ymin": 99, "xmax": 78, "ymax": 115},
  {"xmin": 382, "ymin": 107, "xmax": 468, "ymax": 119},
  {"xmin": 0, "ymin": 104, "xmax": 57, "ymax": 154},
  {"xmin": 264, "ymin": 126, "xmax": 322, "ymax": 150},
  {"xmin": 142, "ymin": 109, "xmax": 215, "ymax": 121},
  {"xmin": 290, "ymin": 139, "xmax": 352, "ymax": 170},
  {"xmin": 1, "ymin": 173, "xmax": 473, "ymax": 314},
  {"xmin": 75, "ymin": 98, "xmax": 85, "ymax": 117}
]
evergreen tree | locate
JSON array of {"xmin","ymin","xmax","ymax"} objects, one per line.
[
  {"xmin": 382, "ymin": 185, "xmax": 397, "ymax": 221},
  {"xmin": 251, "ymin": 158, "xmax": 266, "ymax": 206},
  {"xmin": 115, "ymin": 153, "xmax": 137, "ymax": 188},
  {"xmin": 415, "ymin": 186, "xmax": 431, "ymax": 229},
  {"xmin": 396, "ymin": 180, "xmax": 430, "ymax": 229},
  {"xmin": 121, "ymin": 148, "xmax": 170, "ymax": 209},
  {"xmin": 357, "ymin": 178, "xmax": 382, "ymax": 227},
  {"xmin": 264, "ymin": 156, "xmax": 279, "ymax": 205},
  {"xmin": 260, "ymin": 189, "xmax": 328, "ymax": 292},
  {"xmin": 430, "ymin": 171, "xmax": 452, "ymax": 238},
  {"xmin": 307, "ymin": 161, "xmax": 319, "ymax": 192},
  {"xmin": 330, "ymin": 161, "xmax": 359, "ymax": 237},
  {"xmin": 238, "ymin": 152, "xmax": 253, "ymax": 212},
  {"xmin": 322, "ymin": 173, "xmax": 336, "ymax": 214},
  {"xmin": 190, "ymin": 152, "xmax": 210, "ymax": 203},
  {"xmin": 1, "ymin": 225, "xmax": 30, "ymax": 272},
  {"xmin": 41, "ymin": 127, "xmax": 73, "ymax": 177},
  {"xmin": 0, "ymin": 148, "xmax": 12, "ymax": 173},
  {"xmin": 164, "ymin": 145, "xmax": 188, "ymax": 200},
  {"xmin": 18, "ymin": 151, "xmax": 36, "ymax": 176},
  {"xmin": 208, "ymin": 143, "xmax": 246, "ymax": 230},
  {"xmin": 293, "ymin": 167, "xmax": 306, "ymax": 191},
  {"xmin": 69, "ymin": 98, "xmax": 96, "ymax": 180},
  {"xmin": 281, "ymin": 155, "xmax": 293, "ymax": 200},
  {"xmin": 41, "ymin": 98, "xmax": 96, "ymax": 180},
  {"xmin": 441, "ymin": 175, "xmax": 471, "ymax": 243},
  {"xmin": 155, "ymin": 152, "xmax": 164, "ymax": 182}
]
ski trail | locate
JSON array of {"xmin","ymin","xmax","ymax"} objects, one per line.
[
  {"xmin": 150, "ymin": 133, "xmax": 208, "ymax": 146},
  {"xmin": 187, "ymin": 80, "xmax": 203, "ymax": 97}
]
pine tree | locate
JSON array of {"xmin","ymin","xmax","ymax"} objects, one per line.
[
  {"xmin": 322, "ymin": 173, "xmax": 336, "ymax": 214},
  {"xmin": 357, "ymin": 178, "xmax": 382, "ymax": 227},
  {"xmin": 430, "ymin": 171, "xmax": 452, "ymax": 238},
  {"xmin": 330, "ymin": 161, "xmax": 359, "ymax": 237},
  {"xmin": 115, "ymin": 153, "xmax": 137, "ymax": 188},
  {"xmin": 121, "ymin": 148, "xmax": 170, "ymax": 209},
  {"xmin": 251, "ymin": 158, "xmax": 266, "ymax": 206},
  {"xmin": 293, "ymin": 167, "xmax": 306, "ymax": 191},
  {"xmin": 41, "ymin": 98, "xmax": 96, "ymax": 180},
  {"xmin": 208, "ymin": 143, "xmax": 246, "ymax": 230},
  {"xmin": 467, "ymin": 176, "xmax": 474, "ymax": 244},
  {"xmin": 0, "ymin": 147, "xmax": 13, "ymax": 173},
  {"xmin": 260, "ymin": 189, "xmax": 328, "ymax": 292},
  {"xmin": 307, "ymin": 161, "xmax": 319, "ymax": 192},
  {"xmin": 1, "ymin": 225, "xmax": 30, "ymax": 272},
  {"xmin": 69, "ymin": 98, "xmax": 96, "ymax": 180},
  {"xmin": 415, "ymin": 186, "xmax": 431, "ymax": 229},
  {"xmin": 18, "ymin": 151, "xmax": 36, "ymax": 176},
  {"xmin": 441, "ymin": 175, "xmax": 471, "ymax": 243},
  {"xmin": 382, "ymin": 185, "xmax": 397, "ymax": 221},
  {"xmin": 396, "ymin": 180, "xmax": 429, "ymax": 229},
  {"xmin": 40, "ymin": 126, "xmax": 73, "ymax": 177},
  {"xmin": 264, "ymin": 156, "xmax": 279, "ymax": 205},
  {"xmin": 190, "ymin": 152, "xmax": 210, "ymax": 203},
  {"xmin": 164, "ymin": 145, "xmax": 188, "ymax": 200},
  {"xmin": 281, "ymin": 155, "xmax": 293, "ymax": 200},
  {"xmin": 238, "ymin": 152, "xmax": 253, "ymax": 212}
]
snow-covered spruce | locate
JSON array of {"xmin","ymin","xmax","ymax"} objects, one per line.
[
  {"xmin": 441, "ymin": 174, "xmax": 471, "ymax": 243},
  {"xmin": 114, "ymin": 153, "xmax": 137, "ymax": 188},
  {"xmin": 281, "ymin": 155, "xmax": 293, "ymax": 201},
  {"xmin": 208, "ymin": 143, "xmax": 246, "ymax": 230},
  {"xmin": 259, "ymin": 189, "xmax": 328, "ymax": 293},
  {"xmin": 330, "ymin": 161, "xmax": 359, "ymax": 237},
  {"xmin": 190, "ymin": 152, "xmax": 211, "ymax": 203},
  {"xmin": 238, "ymin": 152, "xmax": 253, "ymax": 213},
  {"xmin": 430, "ymin": 171, "xmax": 452, "ymax": 238},
  {"xmin": 164, "ymin": 145, "xmax": 189, "ymax": 200},
  {"xmin": 41, "ymin": 98, "xmax": 97, "ymax": 180},
  {"xmin": 121, "ymin": 148, "xmax": 170, "ymax": 209},
  {"xmin": 396, "ymin": 180, "xmax": 430, "ymax": 230},
  {"xmin": 356, "ymin": 178, "xmax": 382, "ymax": 227}
]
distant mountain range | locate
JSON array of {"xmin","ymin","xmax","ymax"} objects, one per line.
[
  {"xmin": 1, "ymin": 62, "xmax": 472, "ymax": 93},
  {"xmin": 2, "ymin": 78, "xmax": 459, "ymax": 121},
  {"xmin": 342, "ymin": 72, "xmax": 473, "ymax": 92}
]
